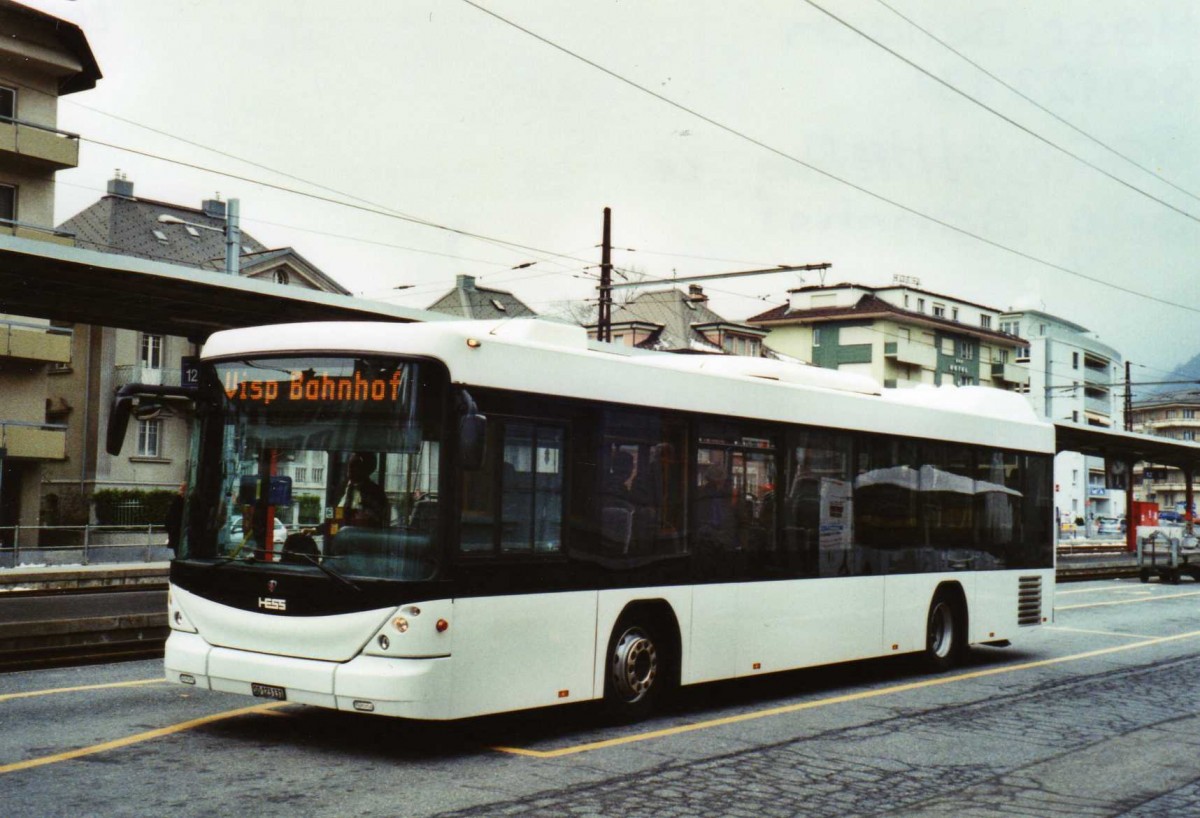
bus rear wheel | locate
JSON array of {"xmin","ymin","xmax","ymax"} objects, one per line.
[
  {"xmin": 924, "ymin": 593, "xmax": 965, "ymax": 673},
  {"xmin": 604, "ymin": 616, "xmax": 667, "ymax": 720}
]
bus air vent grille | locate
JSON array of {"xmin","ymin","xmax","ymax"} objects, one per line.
[{"xmin": 1017, "ymin": 575, "xmax": 1042, "ymax": 626}]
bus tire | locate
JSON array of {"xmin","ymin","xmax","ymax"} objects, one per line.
[
  {"xmin": 603, "ymin": 613, "xmax": 671, "ymax": 721},
  {"xmin": 923, "ymin": 591, "xmax": 965, "ymax": 673}
]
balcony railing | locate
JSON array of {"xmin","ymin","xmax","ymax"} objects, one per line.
[
  {"xmin": 884, "ymin": 339, "xmax": 937, "ymax": 368},
  {"xmin": 0, "ymin": 420, "xmax": 67, "ymax": 460},
  {"xmin": 0, "ymin": 115, "xmax": 80, "ymax": 170},
  {"xmin": 990, "ymin": 361, "xmax": 1031, "ymax": 385},
  {"xmin": 0, "ymin": 217, "xmax": 76, "ymax": 246},
  {"xmin": 0, "ymin": 318, "xmax": 72, "ymax": 363},
  {"xmin": 114, "ymin": 365, "xmax": 184, "ymax": 390}
]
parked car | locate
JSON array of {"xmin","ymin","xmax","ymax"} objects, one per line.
[
  {"xmin": 1095, "ymin": 516, "xmax": 1125, "ymax": 535},
  {"xmin": 229, "ymin": 516, "xmax": 289, "ymax": 546},
  {"xmin": 1158, "ymin": 510, "xmax": 1185, "ymax": 525}
]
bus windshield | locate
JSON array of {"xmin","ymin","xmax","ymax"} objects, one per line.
[{"xmin": 182, "ymin": 355, "xmax": 444, "ymax": 581}]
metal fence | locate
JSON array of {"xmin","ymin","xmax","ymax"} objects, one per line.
[{"xmin": 0, "ymin": 525, "xmax": 172, "ymax": 568}]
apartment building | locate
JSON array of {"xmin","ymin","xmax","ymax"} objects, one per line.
[
  {"xmin": 1130, "ymin": 394, "xmax": 1200, "ymax": 515},
  {"xmin": 998, "ymin": 307, "xmax": 1125, "ymax": 524},
  {"xmin": 0, "ymin": 0, "xmax": 100, "ymax": 544},
  {"xmin": 746, "ymin": 279, "xmax": 1029, "ymax": 389}
]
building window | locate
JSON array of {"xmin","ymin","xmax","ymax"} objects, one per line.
[
  {"xmin": 980, "ymin": 315, "xmax": 992, "ymax": 329},
  {"xmin": 933, "ymin": 303, "xmax": 945, "ymax": 318},
  {"xmin": 140, "ymin": 334, "xmax": 163, "ymax": 369},
  {"xmin": 1185, "ymin": 431, "xmax": 1197, "ymax": 442},
  {"xmin": 0, "ymin": 85, "xmax": 14, "ymax": 120},
  {"xmin": 0, "ymin": 183, "xmax": 15, "ymax": 224},
  {"xmin": 812, "ymin": 328, "xmax": 821, "ymax": 347},
  {"xmin": 137, "ymin": 419, "xmax": 162, "ymax": 458},
  {"xmin": 313, "ymin": 467, "xmax": 324, "ymax": 483},
  {"xmin": 917, "ymin": 298, "xmax": 925, "ymax": 313},
  {"xmin": 1185, "ymin": 410, "xmax": 1195, "ymax": 419},
  {"xmin": 274, "ymin": 269, "xmax": 290, "ymax": 285},
  {"xmin": 294, "ymin": 467, "xmax": 308, "ymax": 482},
  {"xmin": 955, "ymin": 340, "xmax": 974, "ymax": 360},
  {"xmin": 1072, "ymin": 351, "xmax": 1079, "ymax": 369},
  {"xmin": 952, "ymin": 307, "xmax": 959, "ymax": 321}
]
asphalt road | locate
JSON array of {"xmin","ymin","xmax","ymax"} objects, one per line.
[{"xmin": 3, "ymin": 578, "xmax": 1200, "ymax": 817}]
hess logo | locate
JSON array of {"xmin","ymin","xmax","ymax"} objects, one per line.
[{"xmin": 259, "ymin": 582, "xmax": 285, "ymax": 611}]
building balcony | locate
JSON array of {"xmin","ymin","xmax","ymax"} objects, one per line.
[
  {"xmin": 1084, "ymin": 394, "xmax": 1112, "ymax": 417},
  {"xmin": 114, "ymin": 365, "xmax": 184, "ymax": 390},
  {"xmin": 0, "ymin": 420, "xmax": 66, "ymax": 460},
  {"xmin": 884, "ymin": 339, "xmax": 936, "ymax": 369},
  {"xmin": 0, "ymin": 319, "xmax": 71, "ymax": 364},
  {"xmin": 0, "ymin": 116, "xmax": 80, "ymax": 171},
  {"xmin": 991, "ymin": 361, "xmax": 1031, "ymax": 386},
  {"xmin": 1136, "ymin": 417, "xmax": 1200, "ymax": 433},
  {"xmin": 0, "ymin": 218, "xmax": 76, "ymax": 247}
]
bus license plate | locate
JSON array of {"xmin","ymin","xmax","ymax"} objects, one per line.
[{"xmin": 251, "ymin": 683, "xmax": 287, "ymax": 701}]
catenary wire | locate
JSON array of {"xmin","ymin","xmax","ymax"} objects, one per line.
[
  {"xmin": 869, "ymin": 0, "xmax": 1200, "ymax": 207},
  {"xmin": 456, "ymin": 0, "xmax": 1200, "ymax": 319}
]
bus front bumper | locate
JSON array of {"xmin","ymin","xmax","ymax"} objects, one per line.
[{"xmin": 165, "ymin": 631, "xmax": 454, "ymax": 720}]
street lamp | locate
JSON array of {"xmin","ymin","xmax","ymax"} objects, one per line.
[{"xmin": 157, "ymin": 198, "xmax": 240, "ymax": 276}]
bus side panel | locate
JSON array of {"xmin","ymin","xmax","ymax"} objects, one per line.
[
  {"xmin": 883, "ymin": 573, "xmax": 976, "ymax": 655},
  {"xmin": 450, "ymin": 591, "xmax": 598, "ymax": 718},
  {"xmin": 971, "ymin": 569, "xmax": 1053, "ymax": 642},
  {"xmin": 736, "ymin": 577, "xmax": 886, "ymax": 676},
  {"xmin": 686, "ymin": 584, "xmax": 739, "ymax": 684},
  {"xmin": 595, "ymin": 586, "xmax": 695, "ymax": 692}
]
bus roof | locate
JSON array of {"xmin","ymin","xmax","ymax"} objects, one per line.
[{"xmin": 202, "ymin": 319, "xmax": 1054, "ymax": 453}]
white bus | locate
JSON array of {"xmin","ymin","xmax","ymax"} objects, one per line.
[{"xmin": 111, "ymin": 319, "xmax": 1054, "ymax": 720}]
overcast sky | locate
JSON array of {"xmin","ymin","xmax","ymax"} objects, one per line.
[{"xmin": 23, "ymin": 0, "xmax": 1200, "ymax": 385}]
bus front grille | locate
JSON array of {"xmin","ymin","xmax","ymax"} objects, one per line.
[{"xmin": 1018, "ymin": 576, "xmax": 1042, "ymax": 626}]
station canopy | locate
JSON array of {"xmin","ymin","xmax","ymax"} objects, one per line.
[
  {"xmin": 1055, "ymin": 422, "xmax": 1200, "ymax": 472},
  {"xmin": 0, "ymin": 235, "xmax": 443, "ymax": 340}
]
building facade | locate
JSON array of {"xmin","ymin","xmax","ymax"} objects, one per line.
[
  {"xmin": 0, "ymin": 1, "xmax": 100, "ymax": 544},
  {"xmin": 1129, "ymin": 394, "xmax": 1200, "ymax": 516},
  {"xmin": 747, "ymin": 281, "xmax": 1030, "ymax": 390},
  {"xmin": 998, "ymin": 307, "xmax": 1125, "ymax": 525}
]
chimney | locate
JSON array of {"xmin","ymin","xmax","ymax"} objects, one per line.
[
  {"xmin": 456, "ymin": 274, "xmax": 477, "ymax": 290},
  {"xmin": 106, "ymin": 173, "xmax": 133, "ymax": 199},
  {"xmin": 201, "ymin": 198, "xmax": 226, "ymax": 219},
  {"xmin": 688, "ymin": 284, "xmax": 708, "ymax": 302}
]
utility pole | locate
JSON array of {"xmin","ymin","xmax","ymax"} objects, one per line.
[
  {"xmin": 1124, "ymin": 361, "xmax": 1133, "ymax": 432},
  {"xmin": 598, "ymin": 207, "xmax": 612, "ymax": 343}
]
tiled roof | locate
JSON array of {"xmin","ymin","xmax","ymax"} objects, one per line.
[
  {"xmin": 748, "ymin": 294, "xmax": 1026, "ymax": 345},
  {"xmin": 56, "ymin": 194, "xmax": 349, "ymax": 294},
  {"xmin": 609, "ymin": 288, "xmax": 760, "ymax": 352},
  {"xmin": 60, "ymin": 196, "xmax": 269, "ymax": 269},
  {"xmin": 427, "ymin": 276, "xmax": 537, "ymax": 320}
]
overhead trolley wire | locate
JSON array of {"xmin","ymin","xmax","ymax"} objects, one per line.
[
  {"xmin": 799, "ymin": 0, "xmax": 1200, "ymax": 226},
  {"xmin": 457, "ymin": 0, "xmax": 1200, "ymax": 319},
  {"xmin": 869, "ymin": 0, "xmax": 1200, "ymax": 208}
]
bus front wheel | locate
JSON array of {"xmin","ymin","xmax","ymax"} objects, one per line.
[
  {"xmin": 604, "ymin": 615, "xmax": 667, "ymax": 720},
  {"xmin": 924, "ymin": 592, "xmax": 965, "ymax": 673}
]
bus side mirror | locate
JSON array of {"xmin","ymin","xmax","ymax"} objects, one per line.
[
  {"xmin": 106, "ymin": 392, "xmax": 135, "ymax": 455},
  {"xmin": 107, "ymin": 384, "xmax": 201, "ymax": 456},
  {"xmin": 457, "ymin": 390, "xmax": 486, "ymax": 471}
]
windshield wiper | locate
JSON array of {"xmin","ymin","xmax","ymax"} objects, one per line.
[{"xmin": 290, "ymin": 552, "xmax": 361, "ymax": 591}]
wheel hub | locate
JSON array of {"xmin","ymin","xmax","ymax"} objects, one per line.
[{"xmin": 612, "ymin": 627, "xmax": 658, "ymax": 703}]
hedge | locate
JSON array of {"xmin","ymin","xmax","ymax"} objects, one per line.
[{"xmin": 93, "ymin": 489, "xmax": 178, "ymax": 526}]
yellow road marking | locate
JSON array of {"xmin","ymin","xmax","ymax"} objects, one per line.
[
  {"xmin": 1045, "ymin": 626, "xmax": 1157, "ymax": 640},
  {"xmin": 1058, "ymin": 590, "xmax": 1200, "ymax": 610},
  {"xmin": 0, "ymin": 678, "xmax": 164, "ymax": 704},
  {"xmin": 0, "ymin": 702, "xmax": 285, "ymax": 775},
  {"xmin": 493, "ymin": 628, "xmax": 1200, "ymax": 758}
]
